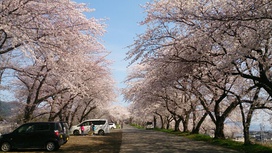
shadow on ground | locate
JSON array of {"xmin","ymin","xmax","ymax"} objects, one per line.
[
  {"xmin": 60, "ymin": 130, "xmax": 122, "ymax": 153},
  {"xmin": 8, "ymin": 129, "xmax": 123, "ymax": 153}
]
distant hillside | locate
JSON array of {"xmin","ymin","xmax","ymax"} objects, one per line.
[{"xmin": 0, "ymin": 101, "xmax": 20, "ymax": 119}]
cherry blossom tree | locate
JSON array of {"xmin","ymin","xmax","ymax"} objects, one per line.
[
  {"xmin": 14, "ymin": 62, "xmax": 65, "ymax": 122},
  {"xmin": 0, "ymin": 0, "xmax": 106, "ymax": 55},
  {"xmin": 0, "ymin": 0, "xmax": 116, "ymax": 123},
  {"xmin": 107, "ymin": 105, "xmax": 130, "ymax": 125},
  {"xmin": 46, "ymin": 51, "xmax": 116, "ymax": 122},
  {"xmin": 126, "ymin": 0, "xmax": 271, "ymax": 141},
  {"xmin": 12, "ymin": 47, "xmax": 116, "ymax": 123},
  {"xmin": 124, "ymin": 61, "xmax": 194, "ymax": 132}
]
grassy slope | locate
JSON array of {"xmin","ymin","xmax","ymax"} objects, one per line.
[
  {"xmin": 155, "ymin": 128, "xmax": 272, "ymax": 153},
  {"xmin": 131, "ymin": 124, "xmax": 272, "ymax": 153}
]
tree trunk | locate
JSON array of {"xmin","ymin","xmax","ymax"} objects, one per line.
[
  {"xmin": 159, "ymin": 114, "xmax": 164, "ymax": 129},
  {"xmin": 174, "ymin": 118, "xmax": 182, "ymax": 131},
  {"xmin": 192, "ymin": 112, "xmax": 208, "ymax": 134},
  {"xmin": 165, "ymin": 115, "xmax": 173, "ymax": 129},
  {"xmin": 181, "ymin": 114, "xmax": 190, "ymax": 132},
  {"xmin": 69, "ymin": 105, "xmax": 80, "ymax": 127},
  {"xmin": 192, "ymin": 110, "xmax": 196, "ymax": 132},
  {"xmin": 244, "ymin": 124, "xmax": 251, "ymax": 145},
  {"xmin": 166, "ymin": 120, "xmax": 170, "ymax": 129},
  {"xmin": 23, "ymin": 104, "xmax": 36, "ymax": 123},
  {"xmin": 154, "ymin": 112, "xmax": 164, "ymax": 129},
  {"xmin": 79, "ymin": 106, "xmax": 96, "ymax": 122},
  {"xmin": 240, "ymin": 102, "xmax": 255, "ymax": 145},
  {"xmin": 214, "ymin": 119, "xmax": 225, "ymax": 139},
  {"xmin": 153, "ymin": 115, "xmax": 157, "ymax": 128}
]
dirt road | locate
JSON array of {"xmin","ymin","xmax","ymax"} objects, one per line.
[
  {"xmin": 8, "ymin": 124, "xmax": 239, "ymax": 153},
  {"xmin": 120, "ymin": 124, "xmax": 238, "ymax": 153}
]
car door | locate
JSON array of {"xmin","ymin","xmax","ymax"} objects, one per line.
[
  {"xmin": 82, "ymin": 121, "xmax": 91, "ymax": 134},
  {"xmin": 12, "ymin": 124, "xmax": 34, "ymax": 148},
  {"xmin": 29, "ymin": 123, "xmax": 51, "ymax": 148}
]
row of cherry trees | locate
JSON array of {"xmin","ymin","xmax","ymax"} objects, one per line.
[
  {"xmin": 124, "ymin": 0, "xmax": 272, "ymax": 144},
  {"xmin": 0, "ymin": 0, "xmax": 116, "ymax": 126}
]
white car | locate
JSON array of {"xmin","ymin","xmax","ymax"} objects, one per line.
[
  {"xmin": 146, "ymin": 122, "xmax": 154, "ymax": 129},
  {"xmin": 70, "ymin": 119, "xmax": 110, "ymax": 135},
  {"xmin": 109, "ymin": 123, "xmax": 116, "ymax": 129}
]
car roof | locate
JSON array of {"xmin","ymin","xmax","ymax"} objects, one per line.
[
  {"xmin": 24, "ymin": 122, "xmax": 61, "ymax": 124},
  {"xmin": 83, "ymin": 119, "xmax": 107, "ymax": 121}
]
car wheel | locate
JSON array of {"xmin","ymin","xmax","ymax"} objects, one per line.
[
  {"xmin": 73, "ymin": 130, "xmax": 80, "ymax": 135},
  {"xmin": 46, "ymin": 142, "xmax": 58, "ymax": 151},
  {"xmin": 98, "ymin": 130, "xmax": 105, "ymax": 135},
  {"xmin": 1, "ymin": 142, "xmax": 11, "ymax": 152}
]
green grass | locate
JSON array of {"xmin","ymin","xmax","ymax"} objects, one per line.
[
  {"xmin": 130, "ymin": 124, "xmax": 144, "ymax": 129},
  {"xmin": 153, "ymin": 128, "xmax": 272, "ymax": 153},
  {"xmin": 208, "ymin": 138, "xmax": 272, "ymax": 153}
]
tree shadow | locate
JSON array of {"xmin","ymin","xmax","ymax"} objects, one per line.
[
  {"xmin": 8, "ymin": 130, "xmax": 122, "ymax": 153},
  {"xmin": 59, "ymin": 130, "xmax": 122, "ymax": 153}
]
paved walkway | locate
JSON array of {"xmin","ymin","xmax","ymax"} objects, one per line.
[{"xmin": 120, "ymin": 124, "xmax": 239, "ymax": 153}]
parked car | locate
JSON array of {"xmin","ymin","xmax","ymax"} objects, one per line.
[
  {"xmin": 109, "ymin": 123, "xmax": 117, "ymax": 129},
  {"xmin": 70, "ymin": 119, "xmax": 110, "ymax": 135},
  {"xmin": 146, "ymin": 122, "xmax": 154, "ymax": 129},
  {"xmin": 0, "ymin": 122, "xmax": 68, "ymax": 152}
]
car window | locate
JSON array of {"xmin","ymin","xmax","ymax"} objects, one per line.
[
  {"xmin": 63, "ymin": 123, "xmax": 69, "ymax": 129},
  {"xmin": 81, "ymin": 121, "xmax": 90, "ymax": 126},
  {"xmin": 17, "ymin": 124, "xmax": 34, "ymax": 133},
  {"xmin": 35, "ymin": 124, "xmax": 50, "ymax": 131},
  {"xmin": 57, "ymin": 123, "xmax": 63, "ymax": 131},
  {"xmin": 62, "ymin": 122, "xmax": 69, "ymax": 134},
  {"xmin": 146, "ymin": 122, "xmax": 152, "ymax": 125},
  {"xmin": 26, "ymin": 125, "xmax": 34, "ymax": 133},
  {"xmin": 92, "ymin": 121, "xmax": 106, "ymax": 125}
]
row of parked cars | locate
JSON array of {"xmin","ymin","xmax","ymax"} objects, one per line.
[{"xmin": 0, "ymin": 119, "xmax": 116, "ymax": 152}]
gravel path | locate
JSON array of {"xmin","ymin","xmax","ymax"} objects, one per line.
[{"xmin": 120, "ymin": 124, "xmax": 239, "ymax": 153}]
